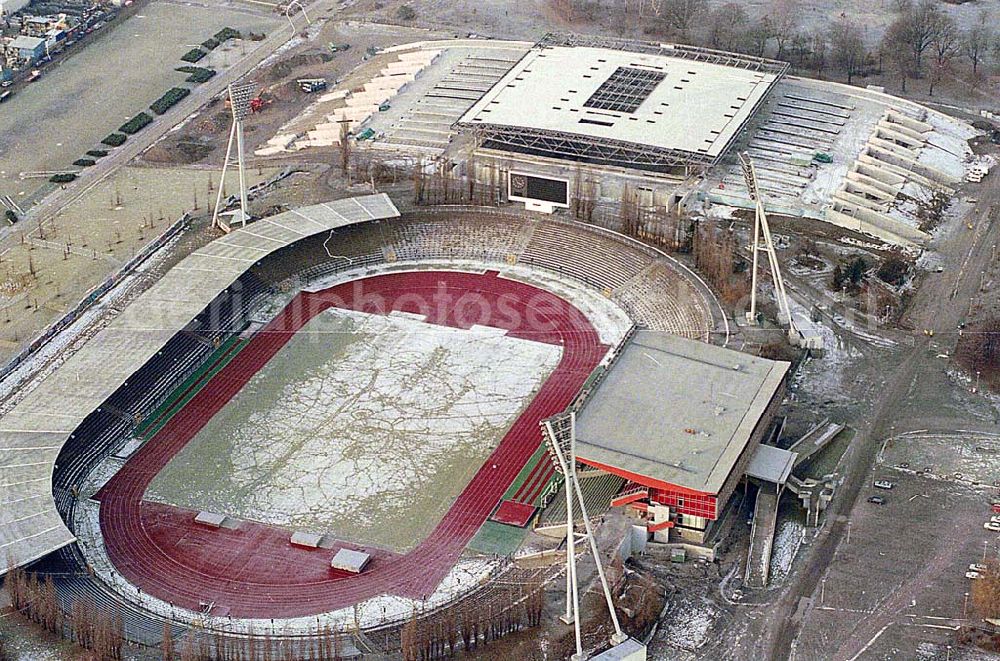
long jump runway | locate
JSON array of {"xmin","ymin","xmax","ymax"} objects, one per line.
[{"xmin": 96, "ymin": 270, "xmax": 608, "ymax": 618}]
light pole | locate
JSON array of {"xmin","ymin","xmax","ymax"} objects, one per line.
[
  {"xmin": 821, "ymin": 577, "xmax": 827, "ymax": 607},
  {"xmin": 964, "ymin": 591, "xmax": 969, "ymax": 619}
]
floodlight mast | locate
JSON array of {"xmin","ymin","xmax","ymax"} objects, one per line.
[
  {"xmin": 212, "ymin": 83, "xmax": 257, "ymax": 233},
  {"xmin": 740, "ymin": 152, "xmax": 793, "ymax": 330},
  {"xmin": 543, "ymin": 412, "xmax": 627, "ymax": 661}
]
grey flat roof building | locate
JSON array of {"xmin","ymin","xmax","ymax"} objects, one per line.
[
  {"xmin": 575, "ymin": 331, "xmax": 789, "ymax": 496},
  {"xmin": 458, "ymin": 35, "xmax": 787, "ymax": 172}
]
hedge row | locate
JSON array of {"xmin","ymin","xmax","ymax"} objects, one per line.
[
  {"xmin": 101, "ymin": 133, "xmax": 126, "ymax": 147},
  {"xmin": 176, "ymin": 65, "xmax": 215, "ymax": 84},
  {"xmin": 86, "ymin": 149, "xmax": 108, "ymax": 158},
  {"xmin": 201, "ymin": 37, "xmax": 220, "ymax": 51},
  {"xmin": 150, "ymin": 87, "xmax": 190, "ymax": 115},
  {"xmin": 50, "ymin": 173, "xmax": 77, "ymax": 184},
  {"xmin": 214, "ymin": 27, "xmax": 241, "ymax": 42},
  {"xmin": 119, "ymin": 112, "xmax": 153, "ymax": 135},
  {"xmin": 73, "ymin": 158, "xmax": 96, "ymax": 167},
  {"xmin": 180, "ymin": 48, "xmax": 206, "ymax": 63}
]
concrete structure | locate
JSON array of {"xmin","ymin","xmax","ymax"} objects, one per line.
[
  {"xmin": 458, "ymin": 34, "xmax": 786, "ymax": 175},
  {"xmin": 0, "ymin": 0, "xmax": 30, "ymax": 16},
  {"xmin": 0, "ymin": 195, "xmax": 400, "ymax": 574},
  {"xmin": 575, "ymin": 331, "xmax": 789, "ymax": 543},
  {"xmin": 330, "ymin": 548, "xmax": 370, "ymax": 573}
]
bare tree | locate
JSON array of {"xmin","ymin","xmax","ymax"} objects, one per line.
[
  {"xmin": 963, "ymin": 11, "xmax": 993, "ymax": 76},
  {"xmin": 746, "ymin": 15, "xmax": 776, "ymax": 58},
  {"xmin": 928, "ymin": 14, "xmax": 959, "ymax": 96},
  {"xmin": 708, "ymin": 3, "xmax": 748, "ymax": 52},
  {"xmin": 882, "ymin": 19, "xmax": 914, "ymax": 92},
  {"xmin": 886, "ymin": 0, "xmax": 948, "ymax": 78},
  {"xmin": 661, "ymin": 0, "xmax": 705, "ymax": 40},
  {"xmin": 972, "ymin": 559, "xmax": 1000, "ymax": 620},
  {"xmin": 830, "ymin": 19, "xmax": 866, "ymax": 84},
  {"xmin": 771, "ymin": 0, "xmax": 800, "ymax": 60}
]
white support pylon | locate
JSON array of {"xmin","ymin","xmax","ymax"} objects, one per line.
[
  {"xmin": 212, "ymin": 83, "xmax": 257, "ymax": 233},
  {"xmin": 739, "ymin": 152, "xmax": 793, "ymax": 330},
  {"xmin": 543, "ymin": 411, "xmax": 629, "ymax": 659}
]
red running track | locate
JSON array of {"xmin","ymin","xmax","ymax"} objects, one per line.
[{"xmin": 96, "ymin": 270, "xmax": 608, "ymax": 618}]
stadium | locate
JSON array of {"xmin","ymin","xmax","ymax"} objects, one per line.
[
  {"xmin": 3, "ymin": 29, "xmax": 979, "ymax": 660},
  {"xmin": 0, "ymin": 187, "xmax": 794, "ymax": 653}
]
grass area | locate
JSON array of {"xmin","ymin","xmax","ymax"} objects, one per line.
[{"xmin": 467, "ymin": 521, "xmax": 528, "ymax": 556}]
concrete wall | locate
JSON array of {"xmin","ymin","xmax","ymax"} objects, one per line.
[{"xmin": 0, "ymin": 0, "xmax": 30, "ymax": 16}]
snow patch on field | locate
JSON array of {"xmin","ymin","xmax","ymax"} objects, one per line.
[{"xmin": 146, "ymin": 307, "xmax": 562, "ymax": 551}]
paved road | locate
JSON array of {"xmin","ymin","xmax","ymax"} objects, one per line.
[{"xmin": 765, "ymin": 157, "xmax": 1000, "ymax": 659}]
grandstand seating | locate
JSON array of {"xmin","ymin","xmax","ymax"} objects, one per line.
[
  {"xmin": 520, "ymin": 221, "xmax": 652, "ymax": 292},
  {"xmin": 613, "ymin": 261, "xmax": 713, "ymax": 340}
]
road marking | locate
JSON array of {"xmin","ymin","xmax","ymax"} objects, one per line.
[{"xmin": 846, "ymin": 623, "xmax": 891, "ymax": 661}]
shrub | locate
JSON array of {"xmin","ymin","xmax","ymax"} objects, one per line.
[
  {"xmin": 214, "ymin": 27, "xmax": 241, "ymax": 42},
  {"xmin": 4, "ymin": 209, "xmax": 17, "ymax": 224},
  {"xmin": 396, "ymin": 4, "xmax": 416, "ymax": 20},
  {"xmin": 86, "ymin": 149, "xmax": 108, "ymax": 158},
  {"xmin": 877, "ymin": 255, "xmax": 909, "ymax": 287},
  {"xmin": 73, "ymin": 158, "xmax": 96, "ymax": 167},
  {"xmin": 201, "ymin": 37, "xmax": 220, "ymax": 51},
  {"xmin": 49, "ymin": 173, "xmax": 77, "ymax": 184},
  {"xmin": 150, "ymin": 87, "xmax": 191, "ymax": 115},
  {"xmin": 181, "ymin": 48, "xmax": 206, "ymax": 63},
  {"xmin": 101, "ymin": 133, "xmax": 126, "ymax": 147},
  {"xmin": 119, "ymin": 112, "xmax": 153, "ymax": 135},
  {"xmin": 176, "ymin": 66, "xmax": 216, "ymax": 84}
]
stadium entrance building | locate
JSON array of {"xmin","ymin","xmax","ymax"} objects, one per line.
[
  {"xmin": 573, "ymin": 331, "xmax": 789, "ymax": 544},
  {"xmin": 457, "ymin": 34, "xmax": 788, "ymax": 213}
]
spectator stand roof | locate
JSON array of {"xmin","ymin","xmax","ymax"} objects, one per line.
[
  {"xmin": 0, "ymin": 194, "xmax": 400, "ymax": 574},
  {"xmin": 574, "ymin": 331, "xmax": 789, "ymax": 496},
  {"xmin": 457, "ymin": 34, "xmax": 787, "ymax": 172}
]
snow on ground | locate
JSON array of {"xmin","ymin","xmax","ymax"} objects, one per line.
[
  {"xmin": 146, "ymin": 307, "xmax": 562, "ymax": 552},
  {"xmin": 919, "ymin": 112, "xmax": 977, "ymax": 181},
  {"xmin": 655, "ymin": 597, "xmax": 716, "ymax": 652},
  {"xmin": 73, "ymin": 498, "xmax": 501, "ymax": 634},
  {"xmin": 0, "ymin": 229, "xmax": 184, "ymax": 414},
  {"xmin": 768, "ymin": 519, "xmax": 804, "ymax": 585}
]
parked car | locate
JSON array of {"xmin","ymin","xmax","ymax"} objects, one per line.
[
  {"xmin": 984, "ymin": 521, "xmax": 1000, "ymax": 532},
  {"xmin": 967, "ymin": 571, "xmax": 983, "ymax": 580},
  {"xmin": 990, "ymin": 515, "xmax": 1000, "ymax": 524},
  {"xmin": 970, "ymin": 563, "xmax": 987, "ymax": 572},
  {"xmin": 874, "ymin": 480, "xmax": 895, "ymax": 490},
  {"xmin": 867, "ymin": 496, "xmax": 886, "ymax": 505}
]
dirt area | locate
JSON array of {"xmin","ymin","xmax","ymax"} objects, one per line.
[
  {"xmin": 143, "ymin": 19, "xmax": 457, "ymax": 167},
  {"xmin": 0, "ymin": 164, "xmax": 279, "ymax": 363}
]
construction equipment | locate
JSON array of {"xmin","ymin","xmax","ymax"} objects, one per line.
[
  {"xmin": 739, "ymin": 152, "xmax": 794, "ymax": 330},
  {"xmin": 297, "ymin": 78, "xmax": 327, "ymax": 93}
]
